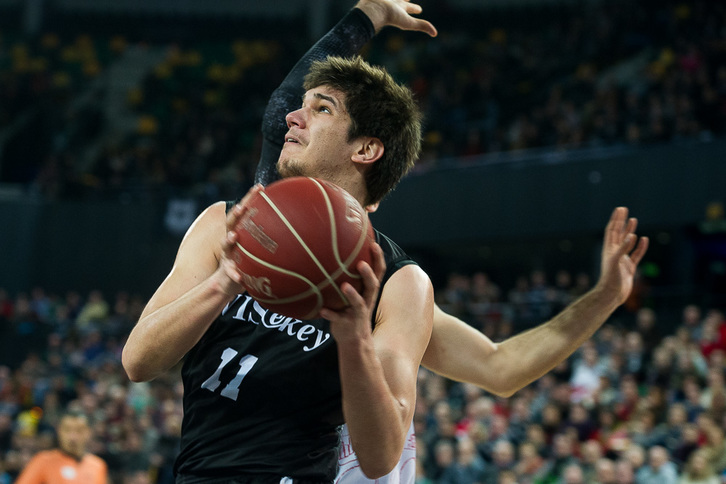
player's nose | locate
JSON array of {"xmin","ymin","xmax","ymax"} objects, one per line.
[{"xmin": 285, "ymin": 108, "xmax": 306, "ymax": 129}]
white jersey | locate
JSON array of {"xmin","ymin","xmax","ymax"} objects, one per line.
[{"xmin": 335, "ymin": 422, "xmax": 417, "ymax": 484}]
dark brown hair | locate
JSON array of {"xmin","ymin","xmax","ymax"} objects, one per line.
[{"xmin": 304, "ymin": 56, "xmax": 422, "ymax": 205}]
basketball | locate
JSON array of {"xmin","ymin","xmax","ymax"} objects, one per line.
[{"xmin": 231, "ymin": 177, "xmax": 376, "ymax": 320}]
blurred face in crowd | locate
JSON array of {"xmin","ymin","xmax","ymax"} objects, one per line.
[
  {"xmin": 595, "ymin": 458, "xmax": 616, "ymax": 483},
  {"xmin": 615, "ymin": 460, "xmax": 635, "ymax": 484},
  {"xmin": 563, "ymin": 463, "xmax": 584, "ymax": 484},
  {"xmin": 492, "ymin": 440, "xmax": 515, "ymax": 467},
  {"xmin": 58, "ymin": 415, "xmax": 91, "ymax": 459},
  {"xmin": 683, "ymin": 304, "xmax": 701, "ymax": 325},
  {"xmin": 434, "ymin": 441, "xmax": 454, "ymax": 468},
  {"xmin": 648, "ymin": 446, "xmax": 668, "ymax": 470},
  {"xmin": 457, "ymin": 437, "xmax": 478, "ymax": 465},
  {"xmin": 624, "ymin": 445, "xmax": 645, "ymax": 469}
]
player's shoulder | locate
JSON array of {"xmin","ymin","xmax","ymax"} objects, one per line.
[
  {"xmin": 24, "ymin": 449, "xmax": 62, "ymax": 468},
  {"xmin": 83, "ymin": 453, "xmax": 108, "ymax": 469},
  {"xmin": 203, "ymin": 201, "xmax": 229, "ymax": 220},
  {"xmin": 374, "ymin": 229, "xmax": 419, "ymax": 285},
  {"xmin": 28, "ymin": 449, "xmax": 56, "ymax": 462},
  {"xmin": 182, "ymin": 201, "xmax": 228, "ymax": 238},
  {"xmin": 374, "ymin": 230, "xmax": 415, "ymax": 266}
]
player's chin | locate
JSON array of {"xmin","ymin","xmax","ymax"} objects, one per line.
[{"xmin": 277, "ymin": 158, "xmax": 306, "ymax": 179}]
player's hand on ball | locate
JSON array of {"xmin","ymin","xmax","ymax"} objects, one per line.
[
  {"xmin": 217, "ymin": 184, "xmax": 265, "ymax": 296},
  {"xmin": 320, "ymin": 242, "xmax": 386, "ymax": 344}
]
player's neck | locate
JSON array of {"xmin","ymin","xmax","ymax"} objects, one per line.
[{"xmin": 58, "ymin": 448, "xmax": 85, "ymax": 461}]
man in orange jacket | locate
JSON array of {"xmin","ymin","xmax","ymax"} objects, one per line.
[{"xmin": 15, "ymin": 412, "xmax": 108, "ymax": 484}]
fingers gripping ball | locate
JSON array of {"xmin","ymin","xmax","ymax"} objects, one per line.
[{"xmin": 232, "ymin": 177, "xmax": 376, "ymax": 320}]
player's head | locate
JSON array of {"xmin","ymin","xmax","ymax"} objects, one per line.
[
  {"xmin": 57, "ymin": 411, "xmax": 91, "ymax": 459},
  {"xmin": 279, "ymin": 56, "xmax": 422, "ymax": 206}
]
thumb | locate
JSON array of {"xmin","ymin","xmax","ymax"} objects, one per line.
[{"xmin": 412, "ymin": 19, "xmax": 438, "ymax": 37}]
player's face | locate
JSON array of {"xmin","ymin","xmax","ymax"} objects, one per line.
[
  {"xmin": 278, "ymin": 86, "xmax": 358, "ymax": 185},
  {"xmin": 57, "ymin": 416, "xmax": 91, "ymax": 459}
]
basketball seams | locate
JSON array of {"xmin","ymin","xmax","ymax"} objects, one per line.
[
  {"xmin": 312, "ymin": 179, "xmax": 367, "ymax": 283},
  {"xmin": 259, "ymin": 187, "xmax": 348, "ymax": 305},
  {"xmin": 233, "ymin": 177, "xmax": 373, "ymax": 319},
  {"xmin": 234, "ymin": 241, "xmax": 324, "ymax": 315}
]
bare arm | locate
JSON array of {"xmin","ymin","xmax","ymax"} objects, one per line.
[
  {"xmin": 422, "ymin": 207, "xmax": 649, "ymax": 397},
  {"xmin": 122, "ymin": 189, "xmax": 261, "ymax": 382},
  {"xmin": 321, "ymin": 257, "xmax": 433, "ymax": 478}
]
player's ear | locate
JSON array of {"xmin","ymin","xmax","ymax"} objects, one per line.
[
  {"xmin": 351, "ymin": 137, "xmax": 384, "ymax": 165},
  {"xmin": 365, "ymin": 202, "xmax": 379, "ymax": 213}
]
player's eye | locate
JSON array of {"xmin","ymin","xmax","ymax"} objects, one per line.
[{"xmin": 318, "ymin": 105, "xmax": 331, "ymax": 114}]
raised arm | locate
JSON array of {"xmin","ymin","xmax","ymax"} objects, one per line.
[
  {"xmin": 256, "ymin": 0, "xmax": 436, "ymax": 185},
  {"xmin": 422, "ymin": 207, "xmax": 649, "ymax": 397},
  {"xmin": 122, "ymin": 188, "xmax": 261, "ymax": 381},
  {"xmin": 321, "ymin": 258, "xmax": 434, "ymax": 478}
]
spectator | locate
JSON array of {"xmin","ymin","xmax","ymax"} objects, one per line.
[
  {"xmin": 615, "ymin": 459, "xmax": 636, "ymax": 484},
  {"xmin": 439, "ymin": 437, "xmax": 486, "ymax": 484},
  {"xmin": 681, "ymin": 305, "xmax": 703, "ymax": 342},
  {"xmin": 481, "ymin": 439, "xmax": 516, "ymax": 484},
  {"xmin": 562, "ymin": 462, "xmax": 586, "ymax": 484},
  {"xmin": 430, "ymin": 440, "xmax": 455, "ymax": 481},
  {"xmin": 75, "ymin": 290, "xmax": 109, "ymax": 333},
  {"xmin": 635, "ymin": 445, "xmax": 678, "ymax": 484},
  {"xmin": 701, "ymin": 424, "xmax": 726, "ymax": 474},
  {"xmin": 623, "ymin": 444, "xmax": 647, "ymax": 476},
  {"xmin": 678, "ymin": 449, "xmax": 720, "ymax": 484},
  {"xmin": 515, "ymin": 441, "xmax": 551, "ymax": 483},
  {"xmin": 14, "ymin": 411, "xmax": 107, "ymax": 484},
  {"xmin": 570, "ymin": 343, "xmax": 606, "ymax": 404},
  {"xmin": 540, "ymin": 433, "xmax": 580, "ymax": 482},
  {"xmin": 595, "ymin": 458, "xmax": 617, "ymax": 484},
  {"xmin": 580, "ymin": 440, "xmax": 605, "ymax": 482}
]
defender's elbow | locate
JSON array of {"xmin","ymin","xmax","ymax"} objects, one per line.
[
  {"xmin": 492, "ymin": 387, "xmax": 518, "ymax": 398},
  {"xmin": 359, "ymin": 458, "xmax": 397, "ymax": 480}
]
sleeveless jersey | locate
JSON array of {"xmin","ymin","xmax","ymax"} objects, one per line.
[
  {"xmin": 175, "ymin": 213, "xmax": 417, "ymax": 483},
  {"xmin": 335, "ymin": 422, "xmax": 416, "ymax": 484}
]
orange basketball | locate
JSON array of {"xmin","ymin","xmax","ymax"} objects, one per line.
[{"xmin": 231, "ymin": 177, "xmax": 376, "ymax": 320}]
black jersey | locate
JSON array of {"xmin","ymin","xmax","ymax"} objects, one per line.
[{"xmin": 174, "ymin": 224, "xmax": 416, "ymax": 483}]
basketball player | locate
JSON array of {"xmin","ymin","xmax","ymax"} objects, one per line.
[
  {"xmin": 252, "ymin": 2, "xmax": 649, "ymax": 483},
  {"xmin": 122, "ymin": 44, "xmax": 435, "ymax": 484},
  {"xmin": 15, "ymin": 412, "xmax": 108, "ymax": 484}
]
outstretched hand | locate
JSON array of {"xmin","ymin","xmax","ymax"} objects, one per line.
[
  {"xmin": 598, "ymin": 207, "xmax": 649, "ymax": 305},
  {"xmin": 356, "ymin": 0, "xmax": 438, "ymax": 37}
]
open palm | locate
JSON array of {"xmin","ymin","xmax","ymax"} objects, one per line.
[{"xmin": 599, "ymin": 207, "xmax": 649, "ymax": 305}]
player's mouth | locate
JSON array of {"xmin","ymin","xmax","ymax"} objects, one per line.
[{"xmin": 284, "ymin": 133, "xmax": 302, "ymax": 145}]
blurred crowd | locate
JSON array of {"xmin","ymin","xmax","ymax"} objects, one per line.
[
  {"xmin": 421, "ymin": 271, "xmax": 726, "ymax": 483},
  {"xmin": 0, "ymin": 287, "xmax": 179, "ymax": 484},
  {"xmin": 0, "ymin": 0, "xmax": 723, "ymax": 199},
  {"xmin": 1, "ymin": 267, "xmax": 725, "ymax": 483}
]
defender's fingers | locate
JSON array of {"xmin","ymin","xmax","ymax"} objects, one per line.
[
  {"xmin": 630, "ymin": 237, "xmax": 649, "ymax": 266},
  {"xmin": 617, "ymin": 233, "xmax": 638, "ymax": 258},
  {"xmin": 605, "ymin": 207, "xmax": 627, "ymax": 244},
  {"xmin": 404, "ymin": 2, "xmax": 423, "ymax": 14},
  {"xmin": 625, "ymin": 217, "xmax": 638, "ymax": 236}
]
